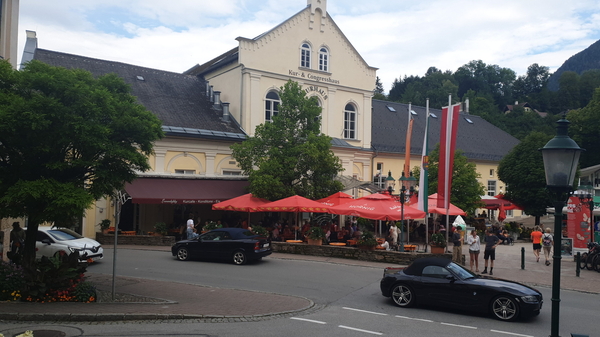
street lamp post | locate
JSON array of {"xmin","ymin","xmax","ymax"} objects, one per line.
[{"xmin": 540, "ymin": 116, "xmax": 583, "ymax": 337}]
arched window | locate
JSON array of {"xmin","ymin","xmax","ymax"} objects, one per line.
[
  {"xmin": 265, "ymin": 91, "xmax": 280, "ymax": 121},
  {"xmin": 301, "ymin": 43, "xmax": 311, "ymax": 68},
  {"xmin": 344, "ymin": 103, "xmax": 356, "ymax": 139},
  {"xmin": 319, "ymin": 47, "xmax": 329, "ymax": 72}
]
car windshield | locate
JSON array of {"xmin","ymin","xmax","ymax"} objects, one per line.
[
  {"xmin": 446, "ymin": 262, "xmax": 477, "ymax": 280},
  {"xmin": 47, "ymin": 228, "xmax": 83, "ymax": 241}
]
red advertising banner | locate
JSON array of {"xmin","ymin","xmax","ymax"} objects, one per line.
[{"xmin": 567, "ymin": 196, "xmax": 592, "ymax": 250}]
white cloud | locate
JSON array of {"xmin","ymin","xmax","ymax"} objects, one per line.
[{"xmin": 18, "ymin": 0, "xmax": 600, "ymax": 93}]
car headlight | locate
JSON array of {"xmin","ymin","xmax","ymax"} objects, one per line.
[
  {"xmin": 68, "ymin": 247, "xmax": 81, "ymax": 253},
  {"xmin": 520, "ymin": 295, "xmax": 538, "ymax": 304}
]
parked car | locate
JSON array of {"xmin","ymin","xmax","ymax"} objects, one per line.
[
  {"xmin": 171, "ymin": 228, "xmax": 271, "ymax": 265},
  {"xmin": 31, "ymin": 226, "xmax": 104, "ymax": 262},
  {"xmin": 380, "ymin": 257, "xmax": 543, "ymax": 321}
]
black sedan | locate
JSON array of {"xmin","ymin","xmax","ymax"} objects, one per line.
[
  {"xmin": 171, "ymin": 228, "xmax": 271, "ymax": 265},
  {"xmin": 380, "ymin": 257, "xmax": 543, "ymax": 321}
]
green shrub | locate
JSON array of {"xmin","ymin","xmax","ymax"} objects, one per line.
[
  {"xmin": 430, "ymin": 232, "xmax": 447, "ymax": 248},
  {"xmin": 251, "ymin": 225, "xmax": 269, "ymax": 237},
  {"xmin": 306, "ymin": 226, "xmax": 326, "ymax": 240},
  {"xmin": 357, "ymin": 231, "xmax": 378, "ymax": 247},
  {"xmin": 0, "ymin": 262, "xmax": 25, "ymax": 301}
]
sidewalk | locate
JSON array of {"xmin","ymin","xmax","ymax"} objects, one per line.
[{"xmin": 0, "ymin": 242, "xmax": 596, "ymax": 322}]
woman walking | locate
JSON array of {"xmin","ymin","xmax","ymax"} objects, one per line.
[{"xmin": 467, "ymin": 230, "xmax": 481, "ymax": 272}]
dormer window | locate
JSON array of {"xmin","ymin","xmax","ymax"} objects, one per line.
[
  {"xmin": 301, "ymin": 43, "xmax": 311, "ymax": 68},
  {"xmin": 319, "ymin": 47, "xmax": 329, "ymax": 72}
]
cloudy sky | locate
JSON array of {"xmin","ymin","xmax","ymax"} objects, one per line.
[{"xmin": 17, "ymin": 0, "xmax": 600, "ymax": 93}]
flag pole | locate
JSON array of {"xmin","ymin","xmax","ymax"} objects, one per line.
[
  {"xmin": 418, "ymin": 99, "xmax": 430, "ymax": 251},
  {"xmin": 445, "ymin": 94, "xmax": 452, "ymax": 250}
]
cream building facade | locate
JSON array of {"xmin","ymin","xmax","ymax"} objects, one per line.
[{"xmin": 16, "ymin": 0, "xmax": 524, "ymax": 245}]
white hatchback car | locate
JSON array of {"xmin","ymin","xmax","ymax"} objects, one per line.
[{"xmin": 32, "ymin": 226, "xmax": 104, "ymax": 262}]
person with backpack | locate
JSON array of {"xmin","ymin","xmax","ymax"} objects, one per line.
[{"xmin": 541, "ymin": 227, "xmax": 554, "ymax": 266}]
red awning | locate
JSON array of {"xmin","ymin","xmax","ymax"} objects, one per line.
[{"xmin": 125, "ymin": 178, "xmax": 249, "ymax": 204}]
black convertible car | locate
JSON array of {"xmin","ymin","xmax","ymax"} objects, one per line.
[
  {"xmin": 380, "ymin": 257, "xmax": 543, "ymax": 321},
  {"xmin": 171, "ymin": 228, "xmax": 271, "ymax": 265}
]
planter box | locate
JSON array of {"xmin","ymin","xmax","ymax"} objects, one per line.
[
  {"xmin": 307, "ymin": 238, "xmax": 322, "ymax": 246},
  {"xmin": 430, "ymin": 246, "xmax": 445, "ymax": 254}
]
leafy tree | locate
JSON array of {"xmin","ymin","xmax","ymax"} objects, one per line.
[
  {"xmin": 578, "ymin": 69, "xmax": 600, "ymax": 107},
  {"xmin": 415, "ymin": 144, "xmax": 485, "ymax": 215},
  {"xmin": 0, "ymin": 60, "xmax": 163, "ymax": 265},
  {"xmin": 454, "ymin": 60, "xmax": 516, "ymax": 108},
  {"xmin": 374, "ymin": 76, "xmax": 384, "ymax": 94},
  {"xmin": 497, "ymin": 132, "xmax": 554, "ymax": 226},
  {"xmin": 231, "ymin": 80, "xmax": 343, "ymax": 201},
  {"xmin": 557, "ymin": 71, "xmax": 580, "ymax": 111},
  {"xmin": 567, "ymin": 88, "xmax": 600, "ymax": 168}
]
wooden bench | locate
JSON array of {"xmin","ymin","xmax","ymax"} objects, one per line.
[{"xmin": 404, "ymin": 244, "xmax": 417, "ymax": 252}]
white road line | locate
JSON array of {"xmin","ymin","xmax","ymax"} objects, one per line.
[
  {"xmin": 490, "ymin": 329, "xmax": 534, "ymax": 337},
  {"xmin": 440, "ymin": 322, "xmax": 477, "ymax": 329},
  {"xmin": 290, "ymin": 317, "xmax": 327, "ymax": 324},
  {"xmin": 339, "ymin": 325, "xmax": 383, "ymax": 335},
  {"xmin": 395, "ymin": 315, "xmax": 434, "ymax": 322},
  {"xmin": 342, "ymin": 307, "xmax": 388, "ymax": 316}
]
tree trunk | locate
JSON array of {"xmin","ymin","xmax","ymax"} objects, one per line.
[{"xmin": 23, "ymin": 217, "xmax": 42, "ymax": 267}]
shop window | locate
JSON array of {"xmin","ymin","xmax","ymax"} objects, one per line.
[
  {"xmin": 265, "ymin": 91, "xmax": 280, "ymax": 121},
  {"xmin": 344, "ymin": 103, "xmax": 356, "ymax": 139},
  {"xmin": 319, "ymin": 47, "xmax": 329, "ymax": 72},
  {"xmin": 301, "ymin": 43, "xmax": 311, "ymax": 68}
]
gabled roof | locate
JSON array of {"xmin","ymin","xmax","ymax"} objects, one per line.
[
  {"xmin": 372, "ymin": 100, "xmax": 520, "ymax": 162},
  {"xmin": 33, "ymin": 49, "xmax": 246, "ymax": 140},
  {"xmin": 187, "ymin": 4, "xmax": 377, "ymax": 77}
]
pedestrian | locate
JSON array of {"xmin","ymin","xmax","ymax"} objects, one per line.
[
  {"xmin": 9, "ymin": 221, "xmax": 26, "ymax": 264},
  {"xmin": 482, "ymin": 229, "xmax": 500, "ymax": 275},
  {"xmin": 186, "ymin": 213, "xmax": 199, "ymax": 240},
  {"xmin": 467, "ymin": 230, "xmax": 481, "ymax": 272},
  {"xmin": 541, "ymin": 227, "xmax": 554, "ymax": 266},
  {"xmin": 452, "ymin": 226, "xmax": 463, "ymax": 264},
  {"xmin": 389, "ymin": 223, "xmax": 399, "ymax": 249},
  {"xmin": 530, "ymin": 226, "xmax": 543, "ymax": 262}
]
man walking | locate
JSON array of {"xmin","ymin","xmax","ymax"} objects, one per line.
[
  {"xmin": 452, "ymin": 226, "xmax": 463, "ymax": 264},
  {"xmin": 482, "ymin": 229, "xmax": 500, "ymax": 275}
]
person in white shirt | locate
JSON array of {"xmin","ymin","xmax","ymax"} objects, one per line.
[{"xmin": 467, "ymin": 229, "xmax": 481, "ymax": 272}]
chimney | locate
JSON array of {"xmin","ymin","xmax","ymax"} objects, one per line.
[
  {"xmin": 465, "ymin": 98, "xmax": 470, "ymax": 114},
  {"xmin": 213, "ymin": 91, "xmax": 221, "ymax": 109},
  {"xmin": 205, "ymin": 81, "xmax": 210, "ymax": 97},
  {"xmin": 222, "ymin": 103, "xmax": 230, "ymax": 122},
  {"xmin": 209, "ymin": 85, "xmax": 214, "ymax": 102},
  {"xmin": 515, "ymin": 100, "xmax": 518, "ymax": 106}
]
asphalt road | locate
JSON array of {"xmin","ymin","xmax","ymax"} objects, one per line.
[{"xmin": 1, "ymin": 248, "xmax": 598, "ymax": 337}]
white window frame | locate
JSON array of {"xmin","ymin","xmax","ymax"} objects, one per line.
[
  {"xmin": 319, "ymin": 47, "xmax": 329, "ymax": 72},
  {"xmin": 344, "ymin": 103, "xmax": 356, "ymax": 139},
  {"xmin": 487, "ymin": 180, "xmax": 496, "ymax": 196},
  {"xmin": 174, "ymin": 169, "xmax": 195, "ymax": 174},
  {"xmin": 265, "ymin": 91, "xmax": 280, "ymax": 122},
  {"xmin": 301, "ymin": 43, "xmax": 311, "ymax": 68},
  {"xmin": 222, "ymin": 170, "xmax": 242, "ymax": 176}
]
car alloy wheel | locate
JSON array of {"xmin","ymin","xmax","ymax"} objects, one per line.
[
  {"xmin": 491, "ymin": 296, "xmax": 519, "ymax": 321},
  {"xmin": 391, "ymin": 284, "xmax": 414, "ymax": 307},
  {"xmin": 232, "ymin": 250, "xmax": 247, "ymax": 265},
  {"xmin": 176, "ymin": 247, "xmax": 189, "ymax": 261}
]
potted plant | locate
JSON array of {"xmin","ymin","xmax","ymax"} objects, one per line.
[
  {"xmin": 251, "ymin": 225, "xmax": 269, "ymax": 237},
  {"xmin": 357, "ymin": 231, "xmax": 378, "ymax": 250},
  {"xmin": 154, "ymin": 222, "xmax": 168, "ymax": 236},
  {"xmin": 306, "ymin": 226, "xmax": 326, "ymax": 245},
  {"xmin": 430, "ymin": 232, "xmax": 447, "ymax": 254},
  {"xmin": 202, "ymin": 221, "xmax": 221, "ymax": 232},
  {"xmin": 98, "ymin": 219, "xmax": 111, "ymax": 234}
]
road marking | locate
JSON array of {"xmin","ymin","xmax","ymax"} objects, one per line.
[
  {"xmin": 339, "ymin": 325, "xmax": 383, "ymax": 335},
  {"xmin": 440, "ymin": 322, "xmax": 477, "ymax": 329},
  {"xmin": 342, "ymin": 307, "xmax": 388, "ymax": 316},
  {"xmin": 290, "ymin": 317, "xmax": 326, "ymax": 324},
  {"xmin": 490, "ymin": 329, "xmax": 533, "ymax": 337},
  {"xmin": 395, "ymin": 315, "xmax": 434, "ymax": 322}
]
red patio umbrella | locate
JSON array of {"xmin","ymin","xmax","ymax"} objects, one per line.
[
  {"xmin": 211, "ymin": 193, "xmax": 270, "ymax": 212},
  {"xmin": 479, "ymin": 194, "xmax": 522, "ymax": 211},
  {"xmin": 329, "ymin": 193, "xmax": 426, "ymax": 221},
  {"xmin": 257, "ymin": 195, "xmax": 330, "ymax": 213},
  {"xmin": 495, "ymin": 194, "xmax": 523, "ymax": 210},
  {"xmin": 427, "ymin": 193, "xmax": 466, "ymax": 216},
  {"xmin": 316, "ymin": 191, "xmax": 354, "ymax": 207}
]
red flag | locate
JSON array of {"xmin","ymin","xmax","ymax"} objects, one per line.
[{"xmin": 437, "ymin": 103, "xmax": 461, "ymax": 209}]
